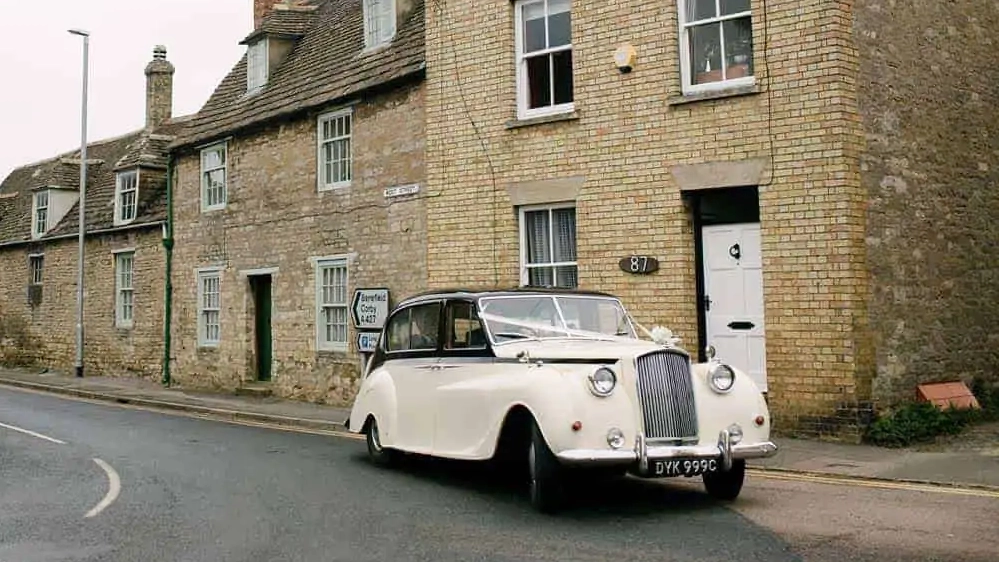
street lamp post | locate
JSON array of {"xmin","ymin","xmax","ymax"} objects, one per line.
[{"xmin": 69, "ymin": 28, "xmax": 89, "ymax": 378}]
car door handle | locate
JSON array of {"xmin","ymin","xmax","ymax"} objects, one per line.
[{"xmin": 415, "ymin": 365, "xmax": 440, "ymax": 370}]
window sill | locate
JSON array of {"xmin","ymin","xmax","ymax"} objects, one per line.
[
  {"xmin": 358, "ymin": 40, "xmax": 394, "ymax": 57},
  {"xmin": 318, "ymin": 183, "xmax": 351, "ymax": 193},
  {"xmin": 317, "ymin": 348, "xmax": 350, "ymax": 358},
  {"xmin": 201, "ymin": 205, "xmax": 227, "ymax": 214},
  {"xmin": 239, "ymin": 87, "xmax": 265, "ymax": 101},
  {"xmin": 668, "ymin": 84, "xmax": 761, "ymax": 106},
  {"xmin": 505, "ymin": 111, "xmax": 580, "ymax": 130}
]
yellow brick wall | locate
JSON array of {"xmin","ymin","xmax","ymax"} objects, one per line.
[{"xmin": 425, "ymin": 1, "xmax": 871, "ymax": 437}]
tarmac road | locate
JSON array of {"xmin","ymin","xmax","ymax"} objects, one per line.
[{"xmin": 1, "ymin": 386, "xmax": 996, "ymax": 562}]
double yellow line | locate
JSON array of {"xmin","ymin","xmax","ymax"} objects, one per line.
[{"xmin": 747, "ymin": 468, "xmax": 999, "ymax": 499}]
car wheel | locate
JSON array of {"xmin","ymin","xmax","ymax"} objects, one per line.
[
  {"xmin": 703, "ymin": 459, "xmax": 746, "ymax": 501},
  {"xmin": 366, "ymin": 417, "xmax": 397, "ymax": 467},
  {"xmin": 528, "ymin": 421, "xmax": 564, "ymax": 513}
]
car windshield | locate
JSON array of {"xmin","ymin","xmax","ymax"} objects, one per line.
[{"xmin": 477, "ymin": 295, "xmax": 638, "ymax": 344}]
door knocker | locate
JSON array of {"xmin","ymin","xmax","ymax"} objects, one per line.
[{"xmin": 728, "ymin": 243, "xmax": 741, "ymax": 261}]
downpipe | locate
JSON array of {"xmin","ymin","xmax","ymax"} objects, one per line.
[{"xmin": 161, "ymin": 155, "xmax": 174, "ymax": 387}]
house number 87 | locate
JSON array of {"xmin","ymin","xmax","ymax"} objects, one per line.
[{"xmin": 618, "ymin": 255, "xmax": 659, "ymax": 275}]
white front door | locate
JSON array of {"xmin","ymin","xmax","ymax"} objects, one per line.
[{"xmin": 702, "ymin": 223, "xmax": 768, "ymax": 392}]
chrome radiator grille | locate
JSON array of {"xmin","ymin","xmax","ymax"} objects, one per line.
[{"xmin": 634, "ymin": 350, "xmax": 698, "ymax": 441}]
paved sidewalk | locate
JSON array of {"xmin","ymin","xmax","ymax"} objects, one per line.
[
  {"xmin": 751, "ymin": 433, "xmax": 999, "ymax": 490},
  {"xmin": 1, "ymin": 366, "xmax": 997, "ymax": 490},
  {"xmin": 0, "ymin": 367, "xmax": 350, "ymax": 432}
]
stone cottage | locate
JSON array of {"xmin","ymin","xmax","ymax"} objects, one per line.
[
  {"xmin": 0, "ymin": 46, "xmax": 186, "ymax": 380},
  {"xmin": 166, "ymin": 0, "xmax": 427, "ymax": 403}
]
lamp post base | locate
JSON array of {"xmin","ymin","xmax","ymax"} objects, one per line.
[{"xmin": 75, "ymin": 366, "xmax": 84, "ymax": 378}]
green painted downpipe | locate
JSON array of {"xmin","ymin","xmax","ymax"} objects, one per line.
[{"xmin": 161, "ymin": 155, "xmax": 174, "ymax": 387}]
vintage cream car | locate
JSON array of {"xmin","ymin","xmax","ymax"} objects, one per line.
[{"xmin": 347, "ymin": 288, "xmax": 778, "ymax": 512}]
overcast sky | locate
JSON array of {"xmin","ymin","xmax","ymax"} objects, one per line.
[{"xmin": 0, "ymin": 0, "xmax": 251, "ymax": 181}]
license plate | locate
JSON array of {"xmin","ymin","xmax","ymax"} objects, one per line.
[{"xmin": 651, "ymin": 458, "xmax": 719, "ymax": 477}]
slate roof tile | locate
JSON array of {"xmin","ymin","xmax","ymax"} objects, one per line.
[
  {"xmin": 0, "ymin": 117, "xmax": 189, "ymax": 245},
  {"xmin": 172, "ymin": 0, "xmax": 426, "ymax": 149}
]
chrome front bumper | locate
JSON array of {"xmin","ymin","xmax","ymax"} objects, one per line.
[{"xmin": 555, "ymin": 429, "xmax": 778, "ymax": 475}]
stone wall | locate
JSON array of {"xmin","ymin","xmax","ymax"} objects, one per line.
[
  {"xmin": 169, "ymin": 80, "xmax": 427, "ymax": 405},
  {"xmin": 0, "ymin": 228, "xmax": 166, "ymax": 378},
  {"xmin": 856, "ymin": 0, "xmax": 999, "ymax": 404}
]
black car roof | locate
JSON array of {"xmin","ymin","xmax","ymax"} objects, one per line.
[{"xmin": 396, "ymin": 286, "xmax": 619, "ymax": 307}]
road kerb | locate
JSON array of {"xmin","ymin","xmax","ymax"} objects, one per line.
[
  {"xmin": 0, "ymin": 377, "xmax": 347, "ymax": 434},
  {"xmin": 746, "ymin": 465, "xmax": 999, "ymax": 494}
]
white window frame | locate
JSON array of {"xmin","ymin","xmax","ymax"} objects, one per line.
[
  {"xmin": 514, "ymin": 0, "xmax": 575, "ymax": 120},
  {"xmin": 362, "ymin": 0, "xmax": 396, "ymax": 50},
  {"xmin": 200, "ymin": 142, "xmax": 228, "ymax": 212},
  {"xmin": 678, "ymin": 0, "xmax": 756, "ymax": 95},
  {"xmin": 316, "ymin": 108, "xmax": 353, "ymax": 191},
  {"xmin": 28, "ymin": 254, "xmax": 43, "ymax": 285},
  {"xmin": 313, "ymin": 255, "xmax": 350, "ymax": 352},
  {"xmin": 246, "ymin": 39, "xmax": 269, "ymax": 93},
  {"xmin": 32, "ymin": 190, "xmax": 49, "ymax": 238},
  {"xmin": 518, "ymin": 203, "xmax": 578, "ymax": 288},
  {"xmin": 197, "ymin": 267, "xmax": 224, "ymax": 347},
  {"xmin": 114, "ymin": 169, "xmax": 139, "ymax": 226},
  {"xmin": 114, "ymin": 249, "xmax": 135, "ymax": 329}
]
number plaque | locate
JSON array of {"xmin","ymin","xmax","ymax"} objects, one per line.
[{"xmin": 619, "ymin": 255, "xmax": 659, "ymax": 275}]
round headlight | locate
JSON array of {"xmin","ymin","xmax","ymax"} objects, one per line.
[
  {"xmin": 708, "ymin": 363, "xmax": 736, "ymax": 393},
  {"xmin": 588, "ymin": 367, "xmax": 617, "ymax": 397}
]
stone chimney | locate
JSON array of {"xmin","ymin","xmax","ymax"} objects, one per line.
[
  {"xmin": 254, "ymin": 0, "xmax": 277, "ymax": 28},
  {"xmin": 144, "ymin": 45, "xmax": 175, "ymax": 129},
  {"xmin": 255, "ymin": 0, "xmax": 310, "ymax": 28}
]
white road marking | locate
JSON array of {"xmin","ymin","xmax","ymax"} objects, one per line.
[
  {"xmin": 85, "ymin": 458, "xmax": 121, "ymax": 518},
  {"xmin": 0, "ymin": 420, "xmax": 66, "ymax": 445}
]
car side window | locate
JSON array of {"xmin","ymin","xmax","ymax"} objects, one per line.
[
  {"xmin": 385, "ymin": 302, "xmax": 441, "ymax": 353},
  {"xmin": 446, "ymin": 300, "xmax": 486, "ymax": 350},
  {"xmin": 409, "ymin": 303, "xmax": 441, "ymax": 351},
  {"xmin": 386, "ymin": 309, "xmax": 412, "ymax": 352}
]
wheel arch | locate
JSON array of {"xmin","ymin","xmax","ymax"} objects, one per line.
[{"xmin": 491, "ymin": 403, "xmax": 543, "ymax": 461}]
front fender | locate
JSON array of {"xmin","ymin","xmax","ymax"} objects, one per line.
[
  {"xmin": 690, "ymin": 362, "xmax": 772, "ymax": 444},
  {"xmin": 431, "ymin": 363, "xmax": 578, "ymax": 459},
  {"xmin": 432, "ymin": 361, "xmax": 641, "ymax": 460}
]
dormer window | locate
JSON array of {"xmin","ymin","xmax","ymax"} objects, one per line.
[
  {"xmin": 247, "ymin": 39, "xmax": 269, "ymax": 92},
  {"xmin": 32, "ymin": 190, "xmax": 49, "ymax": 237},
  {"xmin": 363, "ymin": 0, "xmax": 396, "ymax": 49},
  {"xmin": 114, "ymin": 169, "xmax": 139, "ymax": 225}
]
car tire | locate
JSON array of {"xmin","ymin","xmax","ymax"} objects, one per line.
[
  {"xmin": 528, "ymin": 421, "xmax": 564, "ymax": 513},
  {"xmin": 366, "ymin": 417, "xmax": 397, "ymax": 467},
  {"xmin": 703, "ymin": 459, "xmax": 746, "ymax": 501}
]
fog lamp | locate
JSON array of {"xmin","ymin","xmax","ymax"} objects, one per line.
[{"xmin": 607, "ymin": 428, "xmax": 626, "ymax": 449}]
